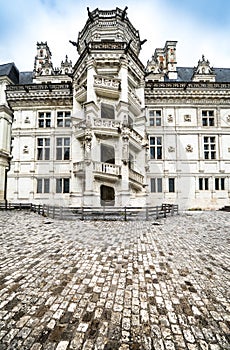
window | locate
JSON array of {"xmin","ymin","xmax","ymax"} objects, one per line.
[
  {"xmin": 57, "ymin": 111, "xmax": 71, "ymax": 127},
  {"xmin": 149, "ymin": 137, "xmax": 162, "ymax": 159},
  {"xmin": 199, "ymin": 178, "xmax": 209, "ymax": 190},
  {"xmin": 215, "ymin": 178, "xmax": 225, "ymax": 190},
  {"xmin": 101, "ymin": 103, "xmax": 115, "ymax": 119},
  {"xmin": 202, "ymin": 110, "xmax": 214, "ymax": 126},
  {"xmin": 56, "ymin": 138, "xmax": 70, "ymax": 160},
  {"xmin": 38, "ymin": 112, "xmax": 51, "ymax": 128},
  {"xmin": 149, "ymin": 110, "xmax": 161, "ymax": 126},
  {"xmin": 169, "ymin": 178, "xmax": 175, "ymax": 192},
  {"xmin": 150, "ymin": 178, "xmax": 162, "ymax": 192},
  {"xmin": 203, "ymin": 136, "xmax": 216, "ymax": 159},
  {"xmin": 37, "ymin": 138, "xmax": 50, "ymax": 160},
  {"xmin": 37, "ymin": 179, "xmax": 50, "ymax": 193},
  {"xmin": 56, "ymin": 178, "xmax": 70, "ymax": 193}
]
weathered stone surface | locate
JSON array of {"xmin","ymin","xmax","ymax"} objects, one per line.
[{"xmin": 0, "ymin": 210, "xmax": 229, "ymax": 349}]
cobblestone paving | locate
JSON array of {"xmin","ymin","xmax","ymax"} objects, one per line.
[{"xmin": 0, "ymin": 210, "xmax": 229, "ymax": 350}]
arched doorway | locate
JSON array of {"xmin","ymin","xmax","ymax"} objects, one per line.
[{"xmin": 100, "ymin": 185, "xmax": 115, "ymax": 206}]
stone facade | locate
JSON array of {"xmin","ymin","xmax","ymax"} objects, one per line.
[
  {"xmin": 0, "ymin": 64, "xmax": 16, "ymax": 203},
  {"xmin": 1, "ymin": 7, "xmax": 230, "ymax": 209}
]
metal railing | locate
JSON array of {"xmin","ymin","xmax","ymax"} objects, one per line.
[{"xmin": 0, "ymin": 202, "xmax": 179, "ymax": 221}]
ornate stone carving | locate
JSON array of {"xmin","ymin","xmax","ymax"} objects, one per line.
[
  {"xmin": 23, "ymin": 146, "xmax": 29, "ymax": 154},
  {"xmin": 186, "ymin": 144, "xmax": 193, "ymax": 152},
  {"xmin": 168, "ymin": 146, "xmax": 175, "ymax": 152},
  {"xmin": 168, "ymin": 115, "xmax": 173, "ymax": 122},
  {"xmin": 184, "ymin": 114, "xmax": 191, "ymax": 122}
]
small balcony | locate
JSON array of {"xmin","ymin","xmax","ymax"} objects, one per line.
[
  {"xmin": 128, "ymin": 88, "xmax": 142, "ymax": 115},
  {"xmin": 94, "ymin": 75, "xmax": 121, "ymax": 99},
  {"xmin": 93, "ymin": 161, "xmax": 121, "ymax": 182},
  {"xmin": 73, "ymin": 161, "xmax": 85, "ymax": 176},
  {"xmin": 129, "ymin": 168, "xmax": 144, "ymax": 189}
]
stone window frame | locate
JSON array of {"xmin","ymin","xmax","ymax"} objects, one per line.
[
  {"xmin": 37, "ymin": 138, "xmax": 50, "ymax": 160},
  {"xmin": 202, "ymin": 110, "xmax": 215, "ymax": 127},
  {"xmin": 56, "ymin": 137, "xmax": 70, "ymax": 161},
  {"xmin": 149, "ymin": 109, "xmax": 162, "ymax": 127},
  {"xmin": 57, "ymin": 111, "xmax": 71, "ymax": 127},
  {"xmin": 56, "ymin": 178, "xmax": 70, "ymax": 194},
  {"xmin": 150, "ymin": 177, "xmax": 163, "ymax": 193},
  {"xmin": 203, "ymin": 136, "xmax": 216, "ymax": 160},
  {"xmin": 214, "ymin": 177, "xmax": 225, "ymax": 191},
  {"xmin": 199, "ymin": 177, "xmax": 209, "ymax": 191},
  {"xmin": 37, "ymin": 178, "xmax": 50, "ymax": 193},
  {"xmin": 38, "ymin": 111, "xmax": 51, "ymax": 128},
  {"xmin": 149, "ymin": 136, "xmax": 163, "ymax": 160}
]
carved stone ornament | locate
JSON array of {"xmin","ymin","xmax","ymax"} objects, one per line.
[
  {"xmin": 227, "ymin": 115, "xmax": 230, "ymax": 122},
  {"xmin": 168, "ymin": 115, "xmax": 173, "ymax": 122},
  {"xmin": 184, "ymin": 114, "xmax": 191, "ymax": 122},
  {"xmin": 168, "ymin": 146, "xmax": 175, "ymax": 152},
  {"xmin": 186, "ymin": 144, "xmax": 193, "ymax": 152},
  {"xmin": 24, "ymin": 116, "xmax": 30, "ymax": 123},
  {"xmin": 23, "ymin": 146, "xmax": 29, "ymax": 154}
]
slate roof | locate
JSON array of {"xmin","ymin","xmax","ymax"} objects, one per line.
[
  {"xmin": 19, "ymin": 72, "xmax": 33, "ymax": 84},
  {"xmin": 0, "ymin": 63, "xmax": 19, "ymax": 84},
  {"xmin": 173, "ymin": 67, "xmax": 230, "ymax": 82}
]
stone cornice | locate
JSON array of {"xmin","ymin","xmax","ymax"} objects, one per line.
[
  {"xmin": 5, "ymin": 83, "xmax": 73, "ymax": 108},
  {"xmin": 145, "ymin": 82, "xmax": 230, "ymax": 89}
]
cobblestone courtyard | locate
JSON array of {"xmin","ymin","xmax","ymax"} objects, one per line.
[{"xmin": 0, "ymin": 210, "xmax": 229, "ymax": 350}]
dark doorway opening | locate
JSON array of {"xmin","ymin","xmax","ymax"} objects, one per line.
[{"xmin": 100, "ymin": 185, "xmax": 115, "ymax": 206}]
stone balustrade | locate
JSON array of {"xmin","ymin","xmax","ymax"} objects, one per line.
[
  {"xmin": 94, "ymin": 75, "xmax": 121, "ymax": 90},
  {"xmin": 73, "ymin": 161, "xmax": 85, "ymax": 172},
  {"xmin": 93, "ymin": 161, "xmax": 121, "ymax": 176},
  {"xmin": 129, "ymin": 168, "xmax": 144, "ymax": 184}
]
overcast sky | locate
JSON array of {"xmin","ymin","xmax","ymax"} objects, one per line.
[{"xmin": 0, "ymin": 0, "xmax": 229, "ymax": 72}]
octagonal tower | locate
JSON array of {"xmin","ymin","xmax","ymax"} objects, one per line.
[{"xmin": 71, "ymin": 7, "xmax": 148, "ymax": 206}]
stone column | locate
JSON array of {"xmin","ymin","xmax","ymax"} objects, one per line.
[
  {"xmin": 83, "ymin": 129, "xmax": 94, "ymax": 206},
  {"xmin": 120, "ymin": 132, "xmax": 130, "ymax": 206},
  {"xmin": 86, "ymin": 58, "xmax": 96, "ymax": 103}
]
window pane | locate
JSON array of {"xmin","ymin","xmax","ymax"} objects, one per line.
[
  {"xmin": 37, "ymin": 179, "xmax": 42, "ymax": 193},
  {"xmin": 64, "ymin": 138, "xmax": 70, "ymax": 146},
  {"xmin": 57, "ymin": 138, "xmax": 62, "ymax": 146},
  {"xmin": 57, "ymin": 119, "xmax": 63, "ymax": 127},
  {"xmin": 65, "ymin": 119, "xmax": 71, "ymax": 127},
  {"xmin": 56, "ymin": 179, "xmax": 62, "ymax": 193},
  {"xmin": 45, "ymin": 139, "xmax": 50, "ymax": 146},
  {"xmin": 64, "ymin": 179, "xmax": 70, "ymax": 193},
  {"xmin": 150, "ymin": 148, "xmax": 155, "ymax": 159},
  {"xmin": 221, "ymin": 178, "xmax": 225, "ymax": 190},
  {"xmin": 156, "ymin": 118, "xmax": 161, "ymax": 126},
  {"xmin": 169, "ymin": 178, "xmax": 175, "ymax": 192},
  {"xmin": 38, "ymin": 138, "xmax": 43, "ymax": 146},
  {"xmin": 157, "ymin": 178, "xmax": 162, "ymax": 192},
  {"xmin": 44, "ymin": 179, "xmax": 50, "ymax": 193},
  {"xmin": 199, "ymin": 178, "xmax": 203, "ymax": 190},
  {"xmin": 39, "ymin": 120, "xmax": 44, "ymax": 127},
  {"xmin": 46, "ymin": 119, "xmax": 51, "ymax": 127},
  {"xmin": 215, "ymin": 178, "xmax": 219, "ymax": 190},
  {"xmin": 64, "ymin": 148, "xmax": 70, "ymax": 160},
  {"xmin": 45, "ymin": 148, "xmax": 50, "ymax": 160},
  {"xmin": 157, "ymin": 148, "xmax": 162, "ymax": 159},
  {"xmin": 150, "ymin": 137, "xmax": 155, "ymax": 145},
  {"xmin": 56, "ymin": 148, "xmax": 62, "ymax": 160},
  {"xmin": 157, "ymin": 137, "xmax": 162, "ymax": 145},
  {"xmin": 37, "ymin": 149, "xmax": 43, "ymax": 160},
  {"xmin": 204, "ymin": 178, "xmax": 209, "ymax": 190},
  {"xmin": 150, "ymin": 118, "xmax": 154, "ymax": 126},
  {"xmin": 151, "ymin": 178, "xmax": 156, "ymax": 192}
]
